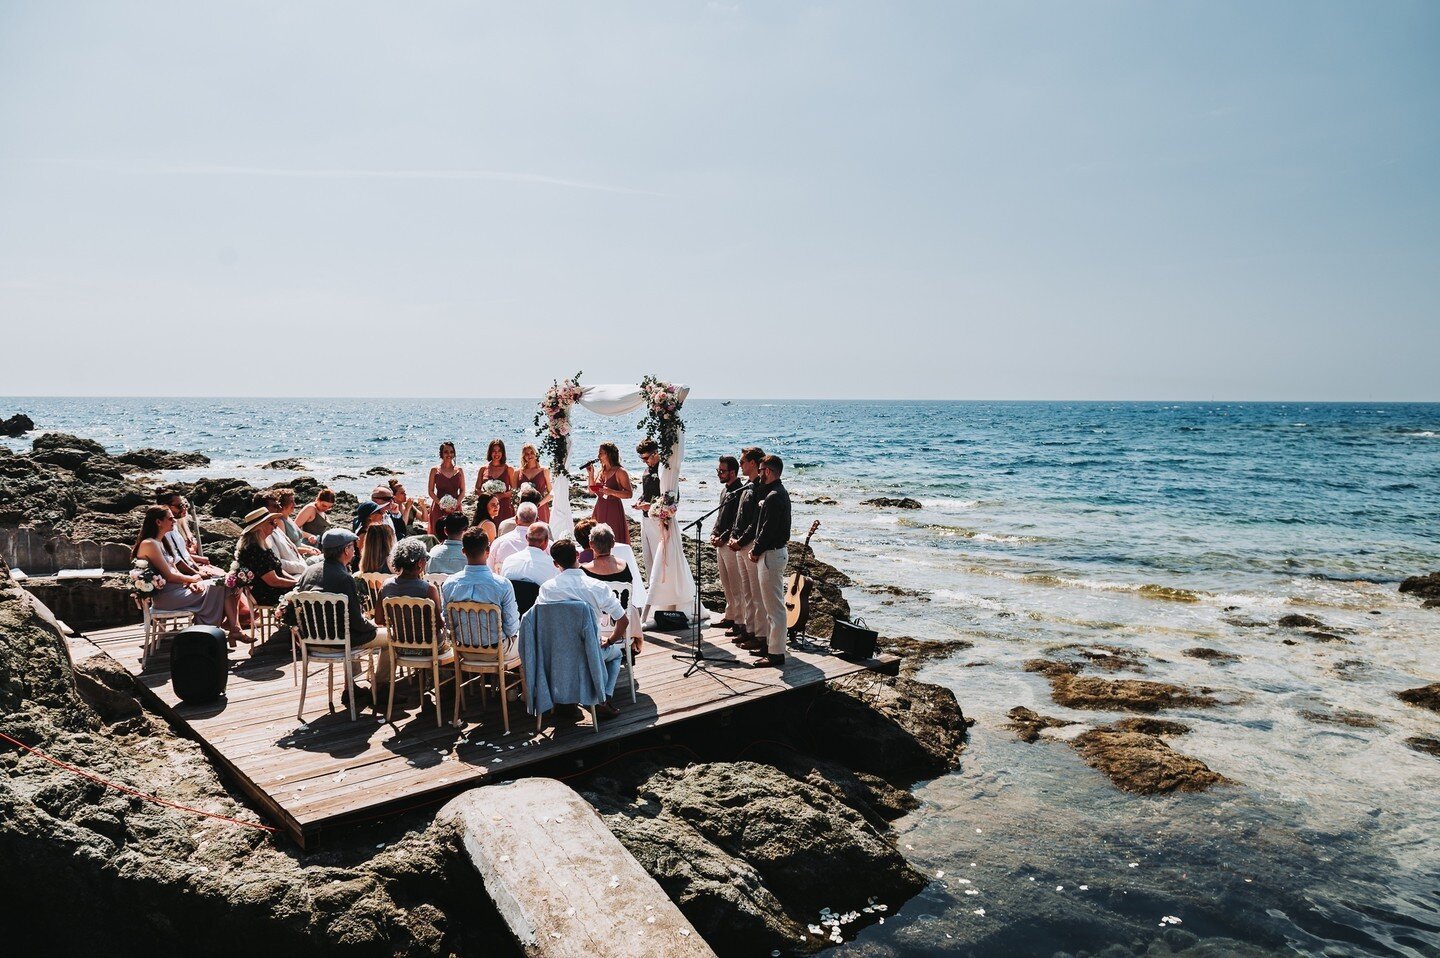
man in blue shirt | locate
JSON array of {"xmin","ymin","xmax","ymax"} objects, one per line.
[
  {"xmin": 427, "ymin": 513, "xmax": 470, "ymax": 576},
  {"xmin": 440, "ymin": 528, "xmax": 519, "ymax": 640}
]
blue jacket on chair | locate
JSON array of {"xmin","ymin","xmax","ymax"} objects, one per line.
[{"xmin": 520, "ymin": 600, "xmax": 606, "ymax": 715}]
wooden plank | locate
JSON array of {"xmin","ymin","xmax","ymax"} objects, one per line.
[{"xmin": 443, "ymin": 780, "xmax": 717, "ymax": 958}]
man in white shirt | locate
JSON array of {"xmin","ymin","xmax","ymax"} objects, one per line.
[
  {"xmin": 536, "ymin": 538, "xmax": 628, "ymax": 716},
  {"xmin": 490, "ymin": 501, "xmax": 538, "ymax": 573},
  {"xmin": 500, "ymin": 522, "xmax": 557, "ymax": 587}
]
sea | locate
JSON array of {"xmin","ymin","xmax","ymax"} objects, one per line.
[{"xmin": 6, "ymin": 397, "xmax": 1439, "ymax": 957}]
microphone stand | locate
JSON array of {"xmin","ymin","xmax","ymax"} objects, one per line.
[{"xmin": 672, "ymin": 503, "xmax": 721, "ymax": 677}]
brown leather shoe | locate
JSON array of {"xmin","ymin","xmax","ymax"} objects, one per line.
[
  {"xmin": 596, "ymin": 703, "xmax": 621, "ymax": 719},
  {"xmin": 751, "ymin": 654, "xmax": 785, "ymax": 669}
]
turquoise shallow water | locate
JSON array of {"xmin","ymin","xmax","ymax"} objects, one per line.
[{"xmin": 5, "ymin": 397, "xmax": 1439, "ymax": 956}]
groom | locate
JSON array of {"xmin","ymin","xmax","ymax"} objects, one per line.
[{"xmin": 634, "ymin": 438, "xmax": 662, "ymax": 574}]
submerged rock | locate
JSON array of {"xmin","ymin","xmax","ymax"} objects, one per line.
[
  {"xmin": 1048, "ymin": 674, "xmax": 1219, "ymax": 713},
  {"xmin": 1397, "ymin": 683, "xmax": 1440, "ymax": 714},
  {"xmin": 1072, "ymin": 725, "xmax": 1231, "ymax": 795},
  {"xmin": 861, "ymin": 496, "xmax": 922, "ymax": 509},
  {"xmin": 883, "ymin": 634, "xmax": 969, "ymax": 677},
  {"xmin": 1406, "ymin": 737, "xmax": 1440, "ymax": 759},
  {"xmin": 1184, "ymin": 647, "xmax": 1239, "ymax": 663},
  {"xmin": 1006, "ymin": 705, "xmax": 1077, "ymax": 743},
  {"xmin": 1298, "ymin": 707, "xmax": 1379, "ymax": 729},
  {"xmin": 1277, "ymin": 613, "xmax": 1326, "ymax": 629},
  {"xmin": 1398, "ymin": 572, "xmax": 1440, "ymax": 602}
]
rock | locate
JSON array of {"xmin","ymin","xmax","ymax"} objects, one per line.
[
  {"xmin": 1397, "ymin": 683, "xmax": 1440, "ymax": 714},
  {"xmin": 0, "ymin": 413, "xmax": 34, "ymax": 437},
  {"xmin": 178, "ymin": 477, "xmax": 263, "ymax": 521},
  {"xmin": 1006, "ymin": 706, "xmax": 1077, "ymax": 743},
  {"xmin": 861, "ymin": 497, "xmax": 922, "ymax": 509},
  {"xmin": 1425, "ymin": 599, "xmax": 1440, "ymax": 609},
  {"xmin": 1046, "ymin": 674, "xmax": 1219, "ymax": 713},
  {"xmin": 1399, "ymin": 572, "xmax": 1440, "ymax": 601},
  {"xmin": 1071, "ymin": 725, "xmax": 1231, "ymax": 794},
  {"xmin": 1105, "ymin": 717, "xmax": 1191, "ymax": 736},
  {"xmin": 882, "ymin": 634, "xmax": 969, "ymax": 677},
  {"xmin": 71, "ymin": 653, "xmax": 143, "ymax": 722},
  {"xmin": 1278, "ymin": 613, "xmax": 1325, "ymax": 629},
  {"xmin": 797, "ymin": 674, "xmax": 967, "ymax": 780},
  {"xmin": 1024, "ymin": 658, "xmax": 1082, "ymax": 679},
  {"xmin": 1406, "ymin": 737, "xmax": 1440, "ymax": 759},
  {"xmin": 802, "ymin": 495, "xmax": 837, "ymax": 506},
  {"xmin": 19, "ymin": 574, "xmax": 140, "ymax": 629},
  {"xmin": 1298, "ymin": 707, "xmax": 1379, "ymax": 729},
  {"xmin": 261, "ymin": 458, "xmax": 307, "ymax": 470},
  {"xmin": 116, "ymin": 448, "xmax": 210, "ymax": 470},
  {"xmin": 581, "ymin": 759, "xmax": 924, "ymax": 953},
  {"xmin": 31, "ymin": 432, "xmax": 107, "ymax": 457},
  {"xmin": 868, "ymin": 584, "xmax": 929, "ymax": 600},
  {"xmin": 1303, "ymin": 630, "xmax": 1347, "ymax": 643},
  {"xmin": 363, "ymin": 465, "xmax": 401, "ymax": 477},
  {"xmin": 1183, "ymin": 647, "xmax": 1239, "ymax": 663}
]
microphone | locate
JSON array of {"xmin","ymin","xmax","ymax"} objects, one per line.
[{"xmin": 581, "ymin": 459, "xmax": 599, "ymax": 469}]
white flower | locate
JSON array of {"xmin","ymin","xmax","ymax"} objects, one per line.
[{"xmin": 439, "ymin": 495, "xmax": 458, "ymax": 511}]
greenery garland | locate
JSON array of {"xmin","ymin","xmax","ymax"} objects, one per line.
[
  {"xmin": 636, "ymin": 375, "xmax": 686, "ymax": 466},
  {"xmin": 533, "ymin": 371, "xmax": 584, "ymax": 477}
]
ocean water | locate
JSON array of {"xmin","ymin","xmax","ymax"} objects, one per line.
[{"xmin": 6, "ymin": 397, "xmax": 1440, "ymax": 956}]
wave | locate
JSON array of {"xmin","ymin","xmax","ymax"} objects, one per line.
[
  {"xmin": 1402, "ymin": 431, "xmax": 1436, "ymax": 438},
  {"xmin": 955, "ymin": 563, "xmax": 1211, "ymax": 602},
  {"xmin": 896, "ymin": 517, "xmax": 1042, "ymax": 543}
]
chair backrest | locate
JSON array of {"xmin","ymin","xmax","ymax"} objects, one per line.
[
  {"xmin": 425, "ymin": 572, "xmax": 450, "ymax": 587},
  {"xmin": 289, "ymin": 591, "xmax": 351, "ymax": 648},
  {"xmin": 511, "ymin": 578, "xmax": 541, "ymax": 615},
  {"xmin": 384, "ymin": 595, "xmax": 441, "ymax": 651},
  {"xmin": 448, "ymin": 600, "xmax": 505, "ymax": 654},
  {"xmin": 353, "ymin": 572, "xmax": 387, "ymax": 614}
]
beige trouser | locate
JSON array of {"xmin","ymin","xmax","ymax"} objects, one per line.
[
  {"xmin": 738, "ymin": 549, "xmax": 765, "ymax": 635},
  {"xmin": 715, "ymin": 544, "xmax": 744, "ymax": 622},
  {"xmin": 757, "ymin": 547, "xmax": 789, "ymax": 655}
]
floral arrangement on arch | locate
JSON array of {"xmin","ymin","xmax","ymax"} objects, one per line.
[
  {"xmin": 637, "ymin": 375, "xmax": 685, "ymax": 466},
  {"xmin": 533, "ymin": 371, "xmax": 584, "ymax": 476},
  {"xmin": 649, "ymin": 492, "xmax": 678, "ymax": 529}
]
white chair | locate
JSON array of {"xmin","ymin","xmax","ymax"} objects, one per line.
[
  {"xmin": 353, "ymin": 572, "xmax": 387, "ymax": 616},
  {"xmin": 290, "ymin": 590, "xmax": 382, "ymax": 722},
  {"xmin": 599, "ymin": 588, "xmax": 637, "ymax": 704},
  {"xmin": 382, "ymin": 596, "xmax": 456, "ymax": 726},
  {"xmin": 137, "ymin": 597, "xmax": 193, "ymax": 668},
  {"xmin": 425, "ymin": 572, "xmax": 451, "ymax": 588},
  {"xmin": 448, "ymin": 600, "xmax": 526, "ymax": 734}
]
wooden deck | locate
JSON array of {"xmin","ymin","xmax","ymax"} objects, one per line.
[{"xmin": 83, "ymin": 620, "xmax": 876, "ymax": 846}]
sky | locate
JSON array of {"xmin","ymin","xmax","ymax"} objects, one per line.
[{"xmin": 1, "ymin": 1, "xmax": 1437, "ymax": 400}]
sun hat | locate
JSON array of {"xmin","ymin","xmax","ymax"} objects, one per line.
[
  {"xmin": 371, "ymin": 485, "xmax": 394, "ymax": 502},
  {"xmin": 354, "ymin": 501, "xmax": 386, "ymax": 528},
  {"xmin": 241, "ymin": 507, "xmax": 275, "ymax": 534}
]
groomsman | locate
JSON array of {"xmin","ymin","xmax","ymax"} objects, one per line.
[
  {"xmin": 709, "ymin": 455, "xmax": 746, "ymax": 630},
  {"xmin": 635, "ymin": 438, "xmax": 663, "ymax": 573},
  {"xmin": 726, "ymin": 447, "xmax": 767, "ymax": 648},
  {"xmin": 748, "ymin": 454, "xmax": 792, "ymax": 668}
]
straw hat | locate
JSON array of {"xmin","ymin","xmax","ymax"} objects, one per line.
[{"xmin": 241, "ymin": 507, "xmax": 277, "ymax": 534}]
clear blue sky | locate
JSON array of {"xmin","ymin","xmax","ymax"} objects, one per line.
[{"xmin": 1, "ymin": 1, "xmax": 1436, "ymax": 400}]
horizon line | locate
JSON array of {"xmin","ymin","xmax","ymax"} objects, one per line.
[{"xmin": 2, "ymin": 394, "xmax": 1437, "ymax": 405}]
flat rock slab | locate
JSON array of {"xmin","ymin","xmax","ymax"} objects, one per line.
[{"xmin": 443, "ymin": 779, "xmax": 716, "ymax": 958}]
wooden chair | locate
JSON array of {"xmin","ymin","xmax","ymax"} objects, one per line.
[
  {"xmin": 290, "ymin": 590, "xmax": 382, "ymax": 722},
  {"xmin": 425, "ymin": 572, "xmax": 451, "ymax": 588},
  {"xmin": 136, "ymin": 597, "xmax": 192, "ymax": 668},
  {"xmin": 381, "ymin": 596, "xmax": 456, "ymax": 726},
  {"xmin": 243, "ymin": 590, "xmax": 290, "ymax": 683},
  {"xmin": 448, "ymin": 600, "xmax": 526, "ymax": 733},
  {"xmin": 353, "ymin": 572, "xmax": 387, "ymax": 615}
]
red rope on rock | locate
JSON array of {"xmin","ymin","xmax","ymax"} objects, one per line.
[{"xmin": 0, "ymin": 730, "xmax": 278, "ymax": 834}]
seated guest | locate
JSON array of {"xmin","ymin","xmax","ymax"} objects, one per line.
[
  {"xmin": 264, "ymin": 490, "xmax": 317, "ymax": 576},
  {"xmin": 573, "ymin": 517, "xmax": 597, "ymax": 565},
  {"xmin": 294, "ymin": 529, "xmax": 381, "ymax": 646},
  {"xmin": 359, "ymin": 522, "xmax": 396, "ymax": 574},
  {"xmin": 236, "ymin": 507, "xmax": 300, "ymax": 608},
  {"xmin": 500, "ymin": 522, "xmax": 557, "ymax": 587},
  {"xmin": 581, "ymin": 523, "xmax": 640, "ymax": 652},
  {"xmin": 356, "ymin": 485, "xmax": 406, "ymax": 539},
  {"xmin": 471, "ymin": 492, "xmax": 501, "ymax": 542},
  {"xmin": 535, "ymin": 538, "xmax": 629, "ymax": 717},
  {"xmin": 273, "ymin": 488, "xmax": 320, "ymax": 556},
  {"xmin": 388, "ymin": 478, "xmax": 427, "ymax": 534},
  {"xmin": 496, "ymin": 484, "xmax": 543, "ymax": 537},
  {"xmin": 427, "ymin": 513, "xmax": 470, "ymax": 576},
  {"xmin": 441, "ymin": 528, "xmax": 519, "ymax": 642},
  {"xmin": 155, "ymin": 489, "xmax": 222, "ymax": 577},
  {"xmin": 132, "ymin": 505, "xmax": 246, "ymax": 645},
  {"xmin": 490, "ymin": 501, "xmax": 539, "ymax": 573},
  {"xmin": 294, "ymin": 488, "xmax": 335, "ymax": 545},
  {"xmin": 375, "ymin": 536, "xmax": 443, "ymax": 631}
]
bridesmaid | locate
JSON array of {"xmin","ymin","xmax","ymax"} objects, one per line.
[
  {"xmin": 427, "ymin": 441, "xmax": 465, "ymax": 536},
  {"xmin": 474, "ymin": 439, "xmax": 517, "ymax": 525},
  {"xmin": 518, "ymin": 442, "xmax": 554, "ymax": 524},
  {"xmin": 586, "ymin": 442, "xmax": 633, "ymax": 546}
]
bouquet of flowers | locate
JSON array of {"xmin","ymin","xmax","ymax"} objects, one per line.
[
  {"xmin": 480, "ymin": 479, "xmax": 507, "ymax": 497},
  {"xmin": 649, "ymin": 493, "xmax": 678, "ymax": 528},
  {"xmin": 224, "ymin": 568, "xmax": 255, "ymax": 590},
  {"xmin": 129, "ymin": 559, "xmax": 164, "ymax": 598},
  {"xmin": 533, "ymin": 371, "xmax": 584, "ymax": 476},
  {"xmin": 438, "ymin": 494, "xmax": 459, "ymax": 513},
  {"xmin": 637, "ymin": 375, "xmax": 685, "ymax": 466}
]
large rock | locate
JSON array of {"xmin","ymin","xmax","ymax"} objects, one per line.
[
  {"xmin": 1399, "ymin": 573, "xmax": 1440, "ymax": 602},
  {"xmin": 797, "ymin": 673, "xmax": 967, "ymax": 780},
  {"xmin": 1397, "ymin": 683, "xmax": 1440, "ymax": 713},
  {"xmin": 116, "ymin": 448, "xmax": 211, "ymax": 470},
  {"xmin": 31, "ymin": 432, "xmax": 107, "ymax": 457},
  {"xmin": 1072, "ymin": 724, "xmax": 1231, "ymax": 795},
  {"xmin": 1, "ymin": 413, "xmax": 35, "ymax": 437},
  {"xmin": 1042, "ymin": 671, "xmax": 1219, "ymax": 713},
  {"xmin": 19, "ymin": 574, "xmax": 140, "ymax": 629}
]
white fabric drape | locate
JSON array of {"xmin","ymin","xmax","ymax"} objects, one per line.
[{"xmin": 544, "ymin": 383, "xmax": 694, "ymax": 612}]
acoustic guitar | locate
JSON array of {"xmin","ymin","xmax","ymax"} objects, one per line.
[{"xmin": 784, "ymin": 520, "xmax": 822, "ymax": 633}]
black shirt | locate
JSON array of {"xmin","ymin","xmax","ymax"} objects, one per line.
[
  {"xmin": 640, "ymin": 463, "xmax": 661, "ymax": 505},
  {"xmin": 712, "ymin": 478, "xmax": 745, "ymax": 540},
  {"xmin": 752, "ymin": 480, "xmax": 792, "ymax": 555},
  {"xmin": 729, "ymin": 479, "xmax": 764, "ymax": 548}
]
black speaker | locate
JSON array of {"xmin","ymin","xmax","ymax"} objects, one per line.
[
  {"xmin": 653, "ymin": 610, "xmax": 689, "ymax": 632},
  {"xmin": 170, "ymin": 625, "xmax": 229, "ymax": 704},
  {"xmin": 830, "ymin": 617, "xmax": 878, "ymax": 662}
]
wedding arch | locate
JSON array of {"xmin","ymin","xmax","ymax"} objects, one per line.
[{"xmin": 535, "ymin": 377, "xmax": 696, "ymax": 613}]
